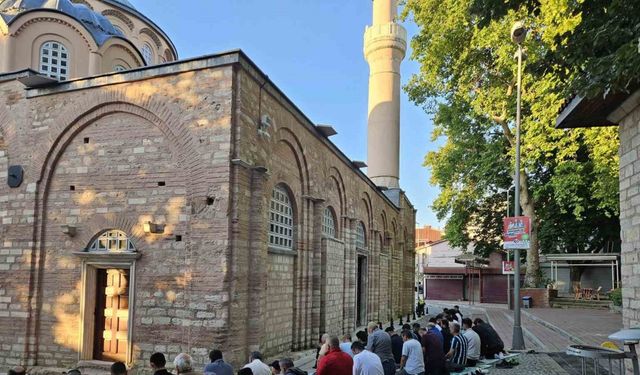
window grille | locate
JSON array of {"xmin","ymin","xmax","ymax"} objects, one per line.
[
  {"xmin": 40, "ymin": 41, "xmax": 69, "ymax": 80},
  {"xmin": 141, "ymin": 43, "xmax": 153, "ymax": 64},
  {"xmin": 269, "ymin": 185, "xmax": 294, "ymax": 250},
  {"xmin": 322, "ymin": 207, "xmax": 336, "ymax": 238},
  {"xmin": 88, "ymin": 230, "xmax": 135, "ymax": 252},
  {"xmin": 356, "ymin": 222, "xmax": 366, "ymax": 249}
]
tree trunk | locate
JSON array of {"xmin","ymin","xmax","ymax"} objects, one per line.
[{"xmin": 518, "ymin": 171, "xmax": 540, "ymax": 287}]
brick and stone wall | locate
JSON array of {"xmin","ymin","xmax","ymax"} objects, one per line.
[
  {"xmin": 321, "ymin": 238, "xmax": 345, "ymax": 336},
  {"xmin": 619, "ymin": 105, "xmax": 640, "ymax": 329},
  {"xmin": 0, "ymin": 51, "xmax": 416, "ymax": 372}
]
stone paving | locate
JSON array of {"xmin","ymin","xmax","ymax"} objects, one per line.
[{"xmin": 292, "ymin": 303, "xmax": 624, "ymax": 374}]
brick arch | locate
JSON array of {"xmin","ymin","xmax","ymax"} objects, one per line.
[
  {"xmin": 327, "ymin": 166, "xmax": 346, "ymax": 217},
  {"xmin": 361, "ymin": 191, "xmax": 373, "ymax": 228},
  {"xmin": 31, "ymin": 96, "xmax": 209, "ymax": 201},
  {"xmin": 75, "ymin": 214, "xmax": 147, "ymax": 253},
  {"xmin": 275, "ymin": 127, "xmax": 309, "ymax": 196}
]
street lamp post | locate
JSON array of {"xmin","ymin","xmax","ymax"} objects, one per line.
[{"xmin": 510, "ymin": 21, "xmax": 527, "ymax": 351}]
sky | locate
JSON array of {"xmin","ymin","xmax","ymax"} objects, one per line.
[{"xmin": 133, "ymin": 0, "xmax": 442, "ymax": 228}]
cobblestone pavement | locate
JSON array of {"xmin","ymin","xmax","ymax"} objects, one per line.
[{"xmin": 492, "ymin": 353, "xmax": 569, "ymax": 374}]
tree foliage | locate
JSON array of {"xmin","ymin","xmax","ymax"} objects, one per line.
[{"xmin": 403, "ymin": 0, "xmax": 622, "ymax": 285}]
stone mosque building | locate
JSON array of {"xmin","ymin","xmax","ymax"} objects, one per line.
[{"xmin": 0, "ymin": 0, "xmax": 415, "ymax": 371}]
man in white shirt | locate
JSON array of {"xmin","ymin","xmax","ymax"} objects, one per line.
[
  {"xmin": 399, "ymin": 330, "xmax": 425, "ymax": 375},
  {"xmin": 351, "ymin": 340, "xmax": 384, "ymax": 375},
  {"xmin": 242, "ymin": 351, "xmax": 271, "ymax": 375},
  {"xmin": 462, "ymin": 318, "xmax": 481, "ymax": 366}
]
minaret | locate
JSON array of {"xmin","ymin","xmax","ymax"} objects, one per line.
[{"xmin": 364, "ymin": 0, "xmax": 407, "ymax": 189}]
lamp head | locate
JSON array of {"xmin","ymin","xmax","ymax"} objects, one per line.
[{"xmin": 510, "ymin": 21, "xmax": 527, "ymax": 44}]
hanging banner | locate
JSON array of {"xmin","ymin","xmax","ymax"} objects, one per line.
[
  {"xmin": 502, "ymin": 260, "xmax": 515, "ymax": 274},
  {"xmin": 503, "ymin": 216, "xmax": 531, "ymax": 249}
]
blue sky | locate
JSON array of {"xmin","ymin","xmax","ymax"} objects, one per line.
[{"xmin": 133, "ymin": 0, "xmax": 441, "ymax": 228}]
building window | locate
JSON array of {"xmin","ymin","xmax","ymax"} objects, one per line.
[
  {"xmin": 269, "ymin": 185, "xmax": 294, "ymax": 250},
  {"xmin": 114, "ymin": 65, "xmax": 127, "ymax": 72},
  {"xmin": 141, "ymin": 43, "xmax": 153, "ymax": 65},
  {"xmin": 322, "ymin": 207, "xmax": 336, "ymax": 238},
  {"xmin": 88, "ymin": 230, "xmax": 135, "ymax": 252},
  {"xmin": 40, "ymin": 41, "xmax": 69, "ymax": 80},
  {"xmin": 356, "ymin": 221, "xmax": 366, "ymax": 250}
]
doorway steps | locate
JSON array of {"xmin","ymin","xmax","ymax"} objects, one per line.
[{"xmin": 550, "ymin": 296, "xmax": 612, "ymax": 310}]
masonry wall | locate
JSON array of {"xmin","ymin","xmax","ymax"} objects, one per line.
[
  {"xmin": 619, "ymin": 105, "xmax": 640, "ymax": 329},
  {"xmin": 321, "ymin": 238, "xmax": 345, "ymax": 336},
  {"xmin": 0, "ymin": 64, "xmax": 234, "ymax": 370},
  {"xmin": 232, "ymin": 59, "xmax": 416, "ymax": 355}
]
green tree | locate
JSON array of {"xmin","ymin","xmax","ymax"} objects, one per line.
[{"xmin": 403, "ymin": 0, "xmax": 620, "ymax": 286}]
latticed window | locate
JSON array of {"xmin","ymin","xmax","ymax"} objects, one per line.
[
  {"xmin": 269, "ymin": 185, "xmax": 294, "ymax": 249},
  {"xmin": 40, "ymin": 41, "xmax": 69, "ymax": 80},
  {"xmin": 141, "ymin": 43, "xmax": 153, "ymax": 64},
  {"xmin": 356, "ymin": 222, "xmax": 366, "ymax": 249},
  {"xmin": 88, "ymin": 230, "xmax": 135, "ymax": 252},
  {"xmin": 322, "ymin": 207, "xmax": 336, "ymax": 238},
  {"xmin": 114, "ymin": 65, "xmax": 127, "ymax": 72}
]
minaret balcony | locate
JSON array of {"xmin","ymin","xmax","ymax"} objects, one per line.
[{"xmin": 364, "ymin": 22, "xmax": 407, "ymax": 58}]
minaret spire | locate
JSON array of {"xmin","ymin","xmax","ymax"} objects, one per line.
[{"xmin": 364, "ymin": 0, "xmax": 407, "ymax": 189}]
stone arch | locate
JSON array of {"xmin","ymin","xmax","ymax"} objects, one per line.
[
  {"xmin": 361, "ymin": 191, "xmax": 373, "ymax": 228},
  {"xmin": 275, "ymin": 127, "xmax": 309, "ymax": 196},
  {"xmin": 75, "ymin": 214, "xmax": 147, "ymax": 253},
  {"xmin": 70, "ymin": 0, "xmax": 93, "ymax": 9},
  {"xmin": 328, "ymin": 166, "xmax": 346, "ymax": 217},
  {"xmin": 139, "ymin": 27, "xmax": 162, "ymax": 48},
  {"xmin": 10, "ymin": 12, "xmax": 98, "ymax": 50},
  {"xmin": 101, "ymin": 9, "xmax": 134, "ymax": 30},
  {"xmin": 31, "ymin": 92, "xmax": 209, "ymax": 202}
]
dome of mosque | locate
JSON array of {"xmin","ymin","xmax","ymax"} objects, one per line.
[{"xmin": 0, "ymin": 0, "xmax": 123, "ymax": 46}]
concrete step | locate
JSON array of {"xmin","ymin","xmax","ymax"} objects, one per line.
[{"xmin": 550, "ymin": 301, "xmax": 611, "ymax": 310}]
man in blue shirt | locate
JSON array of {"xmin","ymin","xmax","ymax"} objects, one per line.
[{"xmin": 204, "ymin": 349, "xmax": 233, "ymax": 375}]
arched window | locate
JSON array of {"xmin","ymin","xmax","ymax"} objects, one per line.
[
  {"xmin": 88, "ymin": 230, "xmax": 135, "ymax": 252},
  {"xmin": 114, "ymin": 65, "xmax": 127, "ymax": 72},
  {"xmin": 356, "ymin": 221, "xmax": 366, "ymax": 250},
  {"xmin": 269, "ymin": 185, "xmax": 294, "ymax": 250},
  {"xmin": 40, "ymin": 41, "xmax": 69, "ymax": 80},
  {"xmin": 141, "ymin": 43, "xmax": 153, "ymax": 65},
  {"xmin": 322, "ymin": 206, "xmax": 336, "ymax": 238}
]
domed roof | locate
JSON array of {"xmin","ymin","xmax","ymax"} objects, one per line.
[{"xmin": 0, "ymin": 0, "xmax": 125, "ymax": 45}]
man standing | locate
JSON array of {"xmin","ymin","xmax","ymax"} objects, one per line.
[
  {"xmin": 316, "ymin": 336, "xmax": 353, "ymax": 375},
  {"xmin": 461, "ymin": 319, "xmax": 481, "ymax": 366},
  {"xmin": 204, "ymin": 350, "xmax": 234, "ymax": 375},
  {"xmin": 243, "ymin": 351, "xmax": 271, "ymax": 375},
  {"xmin": 399, "ymin": 330, "xmax": 425, "ymax": 375},
  {"xmin": 445, "ymin": 324, "xmax": 468, "ymax": 371},
  {"xmin": 384, "ymin": 327, "xmax": 403, "ymax": 365},
  {"xmin": 366, "ymin": 322, "xmax": 396, "ymax": 375},
  {"xmin": 150, "ymin": 353, "xmax": 173, "ymax": 375},
  {"xmin": 439, "ymin": 319, "xmax": 452, "ymax": 354},
  {"xmin": 351, "ymin": 341, "xmax": 384, "ymax": 375}
]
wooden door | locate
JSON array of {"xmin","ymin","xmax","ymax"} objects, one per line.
[{"xmin": 94, "ymin": 269, "xmax": 129, "ymax": 361}]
